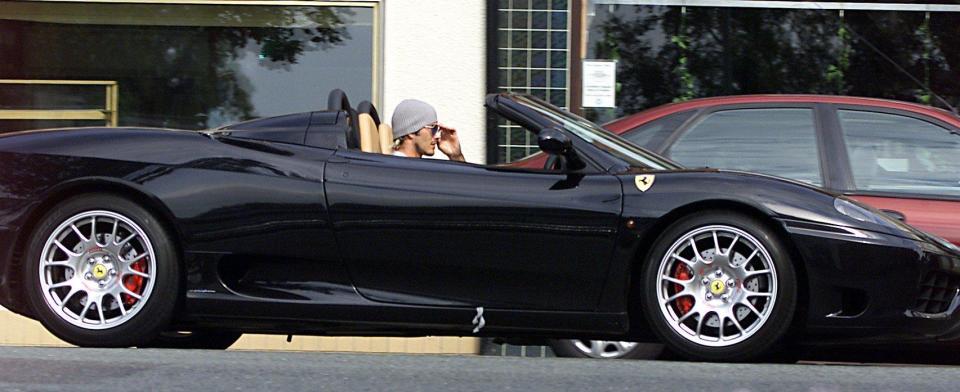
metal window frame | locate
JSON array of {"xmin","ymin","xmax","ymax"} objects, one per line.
[
  {"xmin": 590, "ymin": 0, "xmax": 960, "ymax": 12},
  {"xmin": 0, "ymin": 79, "xmax": 119, "ymax": 126}
]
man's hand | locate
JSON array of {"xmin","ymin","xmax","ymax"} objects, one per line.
[{"xmin": 437, "ymin": 123, "xmax": 465, "ymax": 162}]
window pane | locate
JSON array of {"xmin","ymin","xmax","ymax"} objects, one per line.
[
  {"xmin": 581, "ymin": 5, "xmax": 960, "ymax": 123},
  {"xmin": 0, "ymin": 2, "xmax": 374, "ymax": 131},
  {"xmin": 840, "ymin": 110, "xmax": 960, "ymax": 196},
  {"xmin": 621, "ymin": 110, "xmax": 694, "ymax": 150},
  {"xmin": 667, "ymin": 108, "xmax": 821, "ymax": 185}
]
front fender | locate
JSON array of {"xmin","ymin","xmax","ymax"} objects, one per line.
[{"xmin": 619, "ymin": 170, "xmax": 919, "ymax": 242}]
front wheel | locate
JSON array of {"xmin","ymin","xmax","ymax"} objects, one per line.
[
  {"xmin": 641, "ymin": 211, "xmax": 797, "ymax": 362},
  {"xmin": 23, "ymin": 194, "xmax": 180, "ymax": 347}
]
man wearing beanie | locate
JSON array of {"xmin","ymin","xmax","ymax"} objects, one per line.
[{"xmin": 390, "ymin": 99, "xmax": 465, "ymax": 162}]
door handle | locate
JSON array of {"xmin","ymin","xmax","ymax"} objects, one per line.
[{"xmin": 880, "ymin": 209, "xmax": 906, "ymax": 222}]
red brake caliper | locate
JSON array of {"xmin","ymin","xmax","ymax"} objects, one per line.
[
  {"xmin": 122, "ymin": 259, "xmax": 147, "ymax": 306},
  {"xmin": 672, "ymin": 263, "xmax": 694, "ymax": 316}
]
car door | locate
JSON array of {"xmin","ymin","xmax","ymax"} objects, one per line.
[
  {"xmin": 829, "ymin": 107, "xmax": 960, "ymax": 244},
  {"xmin": 323, "ymin": 150, "xmax": 623, "ymax": 311},
  {"xmin": 660, "ymin": 104, "xmax": 826, "ymax": 187}
]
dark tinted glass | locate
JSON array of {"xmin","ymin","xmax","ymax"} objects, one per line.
[
  {"xmin": 667, "ymin": 108, "xmax": 821, "ymax": 184},
  {"xmin": 510, "ymin": 95, "xmax": 680, "ymax": 170},
  {"xmin": 840, "ymin": 110, "xmax": 960, "ymax": 196},
  {"xmin": 0, "ymin": 2, "xmax": 373, "ymax": 131},
  {"xmin": 621, "ymin": 110, "xmax": 695, "ymax": 150},
  {"xmin": 582, "ymin": 5, "xmax": 960, "ymax": 123}
]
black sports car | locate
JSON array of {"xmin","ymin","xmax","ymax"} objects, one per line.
[{"xmin": 1, "ymin": 91, "xmax": 959, "ymax": 362}]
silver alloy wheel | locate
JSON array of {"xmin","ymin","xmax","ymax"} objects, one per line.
[
  {"xmin": 656, "ymin": 225, "xmax": 777, "ymax": 347},
  {"xmin": 38, "ymin": 210, "xmax": 157, "ymax": 330},
  {"xmin": 571, "ymin": 340, "xmax": 639, "ymax": 358}
]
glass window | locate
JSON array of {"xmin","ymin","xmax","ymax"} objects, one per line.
[
  {"xmin": 512, "ymin": 95, "xmax": 679, "ymax": 170},
  {"xmin": 621, "ymin": 110, "xmax": 694, "ymax": 150},
  {"xmin": 667, "ymin": 108, "xmax": 821, "ymax": 185},
  {"xmin": 840, "ymin": 110, "xmax": 960, "ymax": 196},
  {"xmin": 494, "ymin": 0, "xmax": 570, "ymax": 163},
  {"xmin": 581, "ymin": 3, "xmax": 960, "ymax": 124},
  {"xmin": 0, "ymin": 2, "xmax": 375, "ymax": 132}
]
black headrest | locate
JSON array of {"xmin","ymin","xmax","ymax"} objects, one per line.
[
  {"xmin": 356, "ymin": 101, "xmax": 381, "ymax": 126},
  {"xmin": 328, "ymin": 89, "xmax": 351, "ymax": 111},
  {"xmin": 328, "ymin": 89, "xmax": 360, "ymax": 150}
]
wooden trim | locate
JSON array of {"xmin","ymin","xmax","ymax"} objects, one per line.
[
  {"xmin": 0, "ymin": 79, "xmax": 116, "ymax": 86},
  {"xmin": 0, "ymin": 109, "xmax": 108, "ymax": 121},
  {"xmin": 0, "ymin": 79, "xmax": 119, "ymax": 126}
]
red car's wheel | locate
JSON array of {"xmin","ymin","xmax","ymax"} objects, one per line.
[
  {"xmin": 141, "ymin": 330, "xmax": 243, "ymax": 350},
  {"xmin": 550, "ymin": 339, "xmax": 663, "ymax": 359}
]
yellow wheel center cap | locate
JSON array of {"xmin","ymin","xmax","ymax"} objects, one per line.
[
  {"xmin": 92, "ymin": 264, "xmax": 108, "ymax": 280},
  {"xmin": 709, "ymin": 280, "xmax": 726, "ymax": 295}
]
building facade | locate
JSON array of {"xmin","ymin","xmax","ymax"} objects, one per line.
[
  {"xmin": 488, "ymin": 0, "xmax": 960, "ymax": 164},
  {"xmin": 3, "ymin": 0, "xmax": 960, "ymax": 352}
]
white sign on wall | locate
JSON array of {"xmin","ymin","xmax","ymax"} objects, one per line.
[{"xmin": 582, "ymin": 60, "xmax": 617, "ymax": 108}]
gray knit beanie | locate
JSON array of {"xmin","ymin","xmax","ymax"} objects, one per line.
[{"xmin": 392, "ymin": 99, "xmax": 437, "ymax": 140}]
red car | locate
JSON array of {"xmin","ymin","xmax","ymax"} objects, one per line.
[{"xmin": 516, "ymin": 95, "xmax": 960, "ymax": 246}]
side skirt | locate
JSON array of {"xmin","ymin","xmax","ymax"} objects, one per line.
[{"xmin": 179, "ymin": 293, "xmax": 629, "ymax": 339}]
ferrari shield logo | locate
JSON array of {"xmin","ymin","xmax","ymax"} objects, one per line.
[
  {"xmin": 92, "ymin": 264, "xmax": 108, "ymax": 279},
  {"xmin": 710, "ymin": 280, "xmax": 726, "ymax": 295},
  {"xmin": 634, "ymin": 175, "xmax": 655, "ymax": 192}
]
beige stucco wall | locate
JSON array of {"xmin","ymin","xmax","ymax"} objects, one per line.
[
  {"xmin": 381, "ymin": 0, "xmax": 488, "ymax": 164},
  {"xmin": 0, "ymin": 307, "xmax": 479, "ymax": 353}
]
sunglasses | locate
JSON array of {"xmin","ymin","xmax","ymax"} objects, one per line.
[{"xmin": 422, "ymin": 123, "xmax": 441, "ymax": 136}]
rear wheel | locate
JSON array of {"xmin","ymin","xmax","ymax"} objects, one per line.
[
  {"xmin": 641, "ymin": 211, "xmax": 797, "ymax": 362},
  {"xmin": 549, "ymin": 339, "xmax": 663, "ymax": 359},
  {"xmin": 23, "ymin": 194, "xmax": 179, "ymax": 347}
]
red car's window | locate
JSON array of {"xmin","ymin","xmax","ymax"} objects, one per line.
[
  {"xmin": 621, "ymin": 110, "xmax": 695, "ymax": 150},
  {"xmin": 840, "ymin": 110, "xmax": 960, "ymax": 196},
  {"xmin": 666, "ymin": 108, "xmax": 821, "ymax": 185}
]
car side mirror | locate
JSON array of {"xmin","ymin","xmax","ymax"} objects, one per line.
[
  {"xmin": 538, "ymin": 127, "xmax": 585, "ymax": 171},
  {"xmin": 538, "ymin": 128, "xmax": 572, "ymax": 155}
]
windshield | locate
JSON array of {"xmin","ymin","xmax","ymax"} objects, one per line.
[{"xmin": 511, "ymin": 95, "xmax": 681, "ymax": 170}]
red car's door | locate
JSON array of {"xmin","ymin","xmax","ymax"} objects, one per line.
[
  {"xmin": 832, "ymin": 107, "xmax": 960, "ymax": 244},
  {"xmin": 847, "ymin": 195, "xmax": 960, "ymax": 244}
]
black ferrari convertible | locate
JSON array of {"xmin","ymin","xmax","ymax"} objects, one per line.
[{"xmin": 1, "ymin": 91, "xmax": 959, "ymax": 362}]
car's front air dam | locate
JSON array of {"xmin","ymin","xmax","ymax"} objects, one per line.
[{"xmin": 781, "ymin": 219, "xmax": 960, "ymax": 342}]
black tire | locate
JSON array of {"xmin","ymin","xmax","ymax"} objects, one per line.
[
  {"xmin": 641, "ymin": 211, "xmax": 797, "ymax": 362},
  {"xmin": 141, "ymin": 330, "xmax": 243, "ymax": 350},
  {"xmin": 549, "ymin": 339, "xmax": 663, "ymax": 360},
  {"xmin": 23, "ymin": 193, "xmax": 180, "ymax": 347}
]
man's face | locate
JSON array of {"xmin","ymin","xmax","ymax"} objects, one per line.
[{"xmin": 411, "ymin": 124, "xmax": 440, "ymax": 156}]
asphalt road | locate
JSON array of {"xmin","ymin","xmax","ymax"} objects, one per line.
[{"xmin": 1, "ymin": 347, "xmax": 959, "ymax": 392}]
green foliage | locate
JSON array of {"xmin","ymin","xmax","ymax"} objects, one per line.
[
  {"xmin": 915, "ymin": 12, "xmax": 933, "ymax": 105},
  {"xmin": 825, "ymin": 19, "xmax": 850, "ymax": 94},
  {"xmin": 670, "ymin": 32, "xmax": 695, "ymax": 102},
  {"xmin": 583, "ymin": 5, "xmax": 960, "ymax": 118}
]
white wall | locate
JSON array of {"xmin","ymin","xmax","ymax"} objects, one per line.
[{"xmin": 382, "ymin": 0, "xmax": 487, "ymax": 163}]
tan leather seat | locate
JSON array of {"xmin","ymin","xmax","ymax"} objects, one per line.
[
  {"xmin": 358, "ymin": 113, "xmax": 381, "ymax": 153},
  {"xmin": 378, "ymin": 123, "xmax": 394, "ymax": 154}
]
